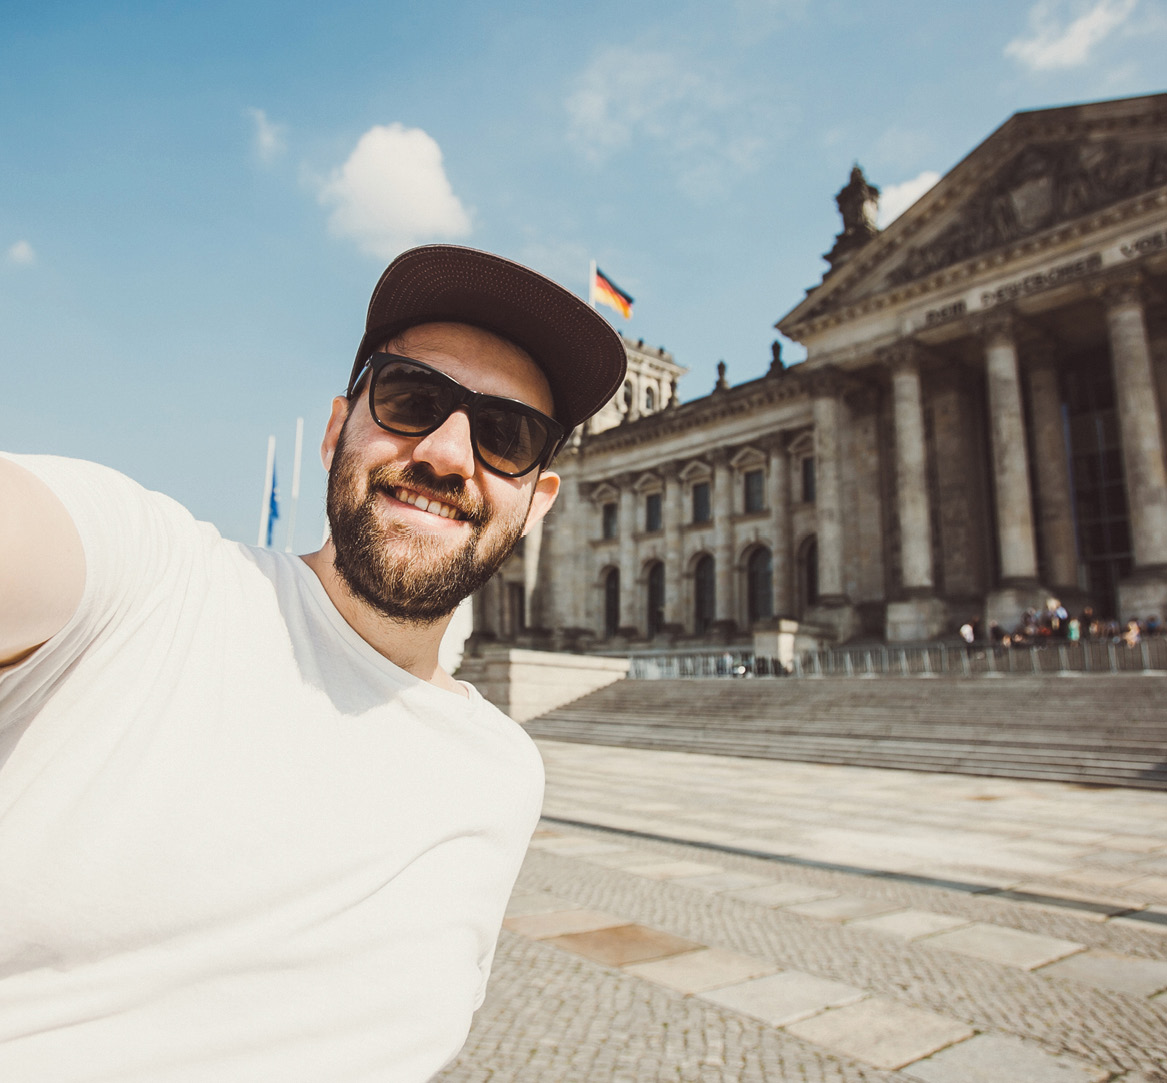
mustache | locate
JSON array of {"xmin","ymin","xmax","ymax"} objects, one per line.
[{"xmin": 367, "ymin": 462, "xmax": 488, "ymax": 525}]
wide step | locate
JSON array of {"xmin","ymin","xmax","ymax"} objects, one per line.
[{"xmin": 522, "ymin": 676, "xmax": 1167, "ymax": 790}]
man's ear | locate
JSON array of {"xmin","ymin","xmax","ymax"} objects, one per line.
[
  {"xmin": 522, "ymin": 469, "xmax": 560, "ymax": 535},
  {"xmin": 321, "ymin": 397, "xmax": 349, "ymax": 471}
]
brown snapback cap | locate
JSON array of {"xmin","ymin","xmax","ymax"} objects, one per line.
[{"xmin": 349, "ymin": 245, "xmax": 627, "ymax": 432}]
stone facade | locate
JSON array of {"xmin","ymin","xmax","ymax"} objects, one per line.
[{"xmin": 473, "ymin": 93, "xmax": 1167, "ymax": 651}]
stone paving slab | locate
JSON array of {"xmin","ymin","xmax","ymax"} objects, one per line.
[
  {"xmin": 848, "ymin": 909, "xmax": 971, "ymax": 941},
  {"xmin": 922, "ymin": 922, "xmax": 1086, "ymax": 969},
  {"xmin": 669, "ymin": 870, "xmax": 773, "ymax": 893},
  {"xmin": 622, "ymin": 946, "xmax": 780, "ymax": 993},
  {"xmin": 1036, "ymin": 947, "xmax": 1167, "ymax": 996},
  {"xmin": 526, "ymin": 834, "xmax": 630, "ymax": 856},
  {"xmin": 784, "ymin": 895, "xmax": 905, "ymax": 923},
  {"xmin": 503, "ymin": 890, "xmax": 576, "ymax": 917},
  {"xmin": 784, "ymin": 998, "xmax": 976, "ymax": 1071},
  {"xmin": 700, "ymin": 970, "xmax": 867, "ymax": 1027},
  {"xmin": 1130, "ymin": 875, "xmax": 1167, "ymax": 901},
  {"xmin": 544, "ymin": 922, "xmax": 703, "ymax": 967},
  {"xmin": 502, "ymin": 907, "xmax": 626, "ymax": 939},
  {"xmin": 622, "ymin": 859, "xmax": 725, "ymax": 879},
  {"xmin": 903, "ymin": 1032, "xmax": 1109, "ymax": 1083},
  {"xmin": 576, "ymin": 847, "xmax": 657, "ymax": 868},
  {"xmin": 727, "ymin": 881, "xmax": 839, "ymax": 907}
]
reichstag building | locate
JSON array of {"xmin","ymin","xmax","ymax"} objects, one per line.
[{"xmin": 473, "ymin": 92, "xmax": 1167, "ymax": 652}]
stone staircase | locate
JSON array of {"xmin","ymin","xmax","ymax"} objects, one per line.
[{"xmin": 521, "ymin": 675, "xmax": 1167, "ymax": 790}]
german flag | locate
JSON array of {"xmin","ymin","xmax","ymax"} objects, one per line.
[{"xmin": 592, "ymin": 266, "xmax": 633, "ymax": 320}]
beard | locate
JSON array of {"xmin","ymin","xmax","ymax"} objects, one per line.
[{"xmin": 326, "ymin": 418, "xmax": 531, "ymax": 624}]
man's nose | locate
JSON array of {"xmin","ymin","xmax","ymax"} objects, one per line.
[{"xmin": 410, "ymin": 408, "xmax": 476, "ymax": 479}]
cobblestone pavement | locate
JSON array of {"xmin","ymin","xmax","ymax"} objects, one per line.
[{"xmin": 438, "ymin": 741, "xmax": 1167, "ymax": 1083}]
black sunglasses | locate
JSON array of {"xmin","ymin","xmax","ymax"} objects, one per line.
[{"xmin": 351, "ymin": 354, "xmax": 566, "ymax": 478}]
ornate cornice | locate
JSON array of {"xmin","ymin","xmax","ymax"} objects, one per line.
[{"xmin": 578, "ymin": 372, "xmax": 813, "ymax": 456}]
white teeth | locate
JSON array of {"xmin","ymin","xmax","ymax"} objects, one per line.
[{"xmin": 393, "ymin": 488, "xmax": 460, "ymax": 520}]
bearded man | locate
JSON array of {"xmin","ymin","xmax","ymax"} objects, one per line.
[{"xmin": 0, "ymin": 245, "xmax": 626, "ymax": 1082}]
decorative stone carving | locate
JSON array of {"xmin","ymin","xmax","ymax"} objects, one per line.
[
  {"xmin": 825, "ymin": 165, "xmax": 880, "ymax": 270},
  {"xmin": 887, "ymin": 137, "xmax": 1167, "ymax": 286},
  {"xmin": 714, "ymin": 360, "xmax": 729, "ymax": 392}
]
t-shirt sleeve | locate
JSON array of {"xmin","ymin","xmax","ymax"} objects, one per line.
[{"xmin": 0, "ymin": 454, "xmax": 212, "ymax": 725}]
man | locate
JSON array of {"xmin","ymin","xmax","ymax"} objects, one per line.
[{"xmin": 0, "ymin": 245, "xmax": 626, "ymax": 1082}]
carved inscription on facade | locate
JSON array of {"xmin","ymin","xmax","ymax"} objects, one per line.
[
  {"xmin": 924, "ymin": 300, "xmax": 967, "ymax": 326},
  {"xmin": 1122, "ymin": 228, "xmax": 1167, "ymax": 259},
  {"xmin": 980, "ymin": 253, "xmax": 1103, "ymax": 307},
  {"xmin": 887, "ymin": 138, "xmax": 1167, "ymax": 286}
]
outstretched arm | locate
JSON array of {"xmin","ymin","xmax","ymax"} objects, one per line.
[{"xmin": 0, "ymin": 457, "xmax": 85, "ymax": 667}]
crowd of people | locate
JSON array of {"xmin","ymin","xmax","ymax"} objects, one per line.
[{"xmin": 961, "ymin": 598, "xmax": 1163, "ymax": 649}]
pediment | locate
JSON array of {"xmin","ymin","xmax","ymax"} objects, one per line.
[
  {"xmin": 781, "ymin": 94, "xmax": 1167, "ymax": 332},
  {"xmin": 882, "ymin": 134, "xmax": 1167, "ymax": 289}
]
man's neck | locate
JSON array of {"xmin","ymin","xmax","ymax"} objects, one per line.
[{"xmin": 300, "ymin": 545, "xmax": 466, "ymax": 696}]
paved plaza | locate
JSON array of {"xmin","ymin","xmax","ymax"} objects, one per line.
[{"xmin": 438, "ymin": 740, "xmax": 1167, "ymax": 1082}]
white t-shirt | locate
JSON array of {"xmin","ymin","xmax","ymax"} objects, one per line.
[{"xmin": 0, "ymin": 454, "xmax": 544, "ymax": 1083}]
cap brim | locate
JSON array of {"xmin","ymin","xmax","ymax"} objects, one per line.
[{"xmin": 351, "ymin": 245, "xmax": 627, "ymax": 432}]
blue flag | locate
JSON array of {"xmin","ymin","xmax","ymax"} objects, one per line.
[{"xmin": 266, "ymin": 461, "xmax": 280, "ymax": 548}]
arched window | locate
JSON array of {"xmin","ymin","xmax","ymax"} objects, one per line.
[
  {"xmin": 694, "ymin": 554, "xmax": 715, "ymax": 634},
  {"xmin": 646, "ymin": 561, "xmax": 665, "ymax": 637},
  {"xmin": 747, "ymin": 547, "xmax": 773, "ymax": 624},
  {"xmin": 644, "ymin": 386, "xmax": 655, "ymax": 413},
  {"xmin": 603, "ymin": 568, "xmax": 620, "ymax": 638},
  {"xmin": 799, "ymin": 536, "xmax": 819, "ymax": 613}
]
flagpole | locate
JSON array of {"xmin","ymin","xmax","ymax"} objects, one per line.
[
  {"xmin": 588, "ymin": 259, "xmax": 597, "ymax": 309},
  {"xmin": 257, "ymin": 434, "xmax": 276, "ymax": 547},
  {"xmin": 284, "ymin": 417, "xmax": 304, "ymax": 553}
]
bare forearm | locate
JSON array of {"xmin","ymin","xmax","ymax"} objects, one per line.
[{"xmin": 0, "ymin": 458, "xmax": 85, "ymax": 666}]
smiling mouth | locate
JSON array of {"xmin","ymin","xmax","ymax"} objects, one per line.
[{"xmin": 387, "ymin": 486, "xmax": 468, "ymax": 521}]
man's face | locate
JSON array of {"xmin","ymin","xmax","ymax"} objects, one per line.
[{"xmin": 322, "ymin": 322, "xmax": 560, "ymax": 624}]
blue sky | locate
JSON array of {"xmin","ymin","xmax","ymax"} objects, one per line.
[{"xmin": 3, "ymin": 0, "xmax": 1164, "ymax": 546}]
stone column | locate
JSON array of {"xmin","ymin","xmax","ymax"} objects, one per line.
[
  {"xmin": 977, "ymin": 310, "xmax": 1044, "ymax": 630},
  {"xmin": 711, "ymin": 449, "xmax": 735, "ymax": 631},
  {"xmin": 808, "ymin": 371, "xmax": 858, "ymax": 641},
  {"xmin": 662, "ymin": 463, "xmax": 685, "ymax": 630},
  {"xmin": 1101, "ymin": 274, "xmax": 1167, "ymax": 618},
  {"xmin": 883, "ymin": 343, "xmax": 947, "ymax": 640},
  {"xmin": 1105, "ymin": 276, "xmax": 1167, "ymax": 567},
  {"xmin": 890, "ymin": 346, "xmax": 935, "ymax": 593},
  {"xmin": 766, "ymin": 436, "xmax": 793, "ymax": 616},
  {"xmin": 1025, "ymin": 341, "xmax": 1078, "ymax": 591},
  {"xmin": 982, "ymin": 312, "xmax": 1040, "ymax": 581},
  {"xmin": 616, "ymin": 473, "xmax": 638, "ymax": 635},
  {"xmin": 811, "ymin": 376, "xmax": 846, "ymax": 603}
]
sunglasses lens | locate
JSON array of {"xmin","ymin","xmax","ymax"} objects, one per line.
[
  {"xmin": 367, "ymin": 356, "xmax": 557, "ymax": 477},
  {"xmin": 371, "ymin": 365, "xmax": 450, "ymax": 433},
  {"xmin": 476, "ymin": 405, "xmax": 552, "ymax": 476}
]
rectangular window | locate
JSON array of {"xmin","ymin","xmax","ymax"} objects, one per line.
[
  {"xmin": 645, "ymin": 491, "xmax": 662, "ymax": 532},
  {"xmin": 743, "ymin": 469, "xmax": 765, "ymax": 514},
  {"xmin": 602, "ymin": 501, "xmax": 618, "ymax": 539},
  {"xmin": 801, "ymin": 457, "xmax": 816, "ymax": 503},
  {"xmin": 692, "ymin": 481, "xmax": 711, "ymax": 524}
]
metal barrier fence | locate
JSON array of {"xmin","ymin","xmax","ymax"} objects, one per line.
[{"xmin": 625, "ymin": 637, "xmax": 1167, "ymax": 679}]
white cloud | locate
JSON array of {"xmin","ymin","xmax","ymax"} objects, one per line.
[
  {"xmin": 565, "ymin": 45, "xmax": 785, "ymax": 198},
  {"xmin": 246, "ymin": 107, "xmax": 287, "ymax": 162},
  {"xmin": 1005, "ymin": 0, "xmax": 1138, "ymax": 70},
  {"xmin": 877, "ymin": 171, "xmax": 941, "ymax": 228},
  {"xmin": 7, "ymin": 240, "xmax": 35, "ymax": 265},
  {"xmin": 317, "ymin": 124, "xmax": 472, "ymax": 260}
]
